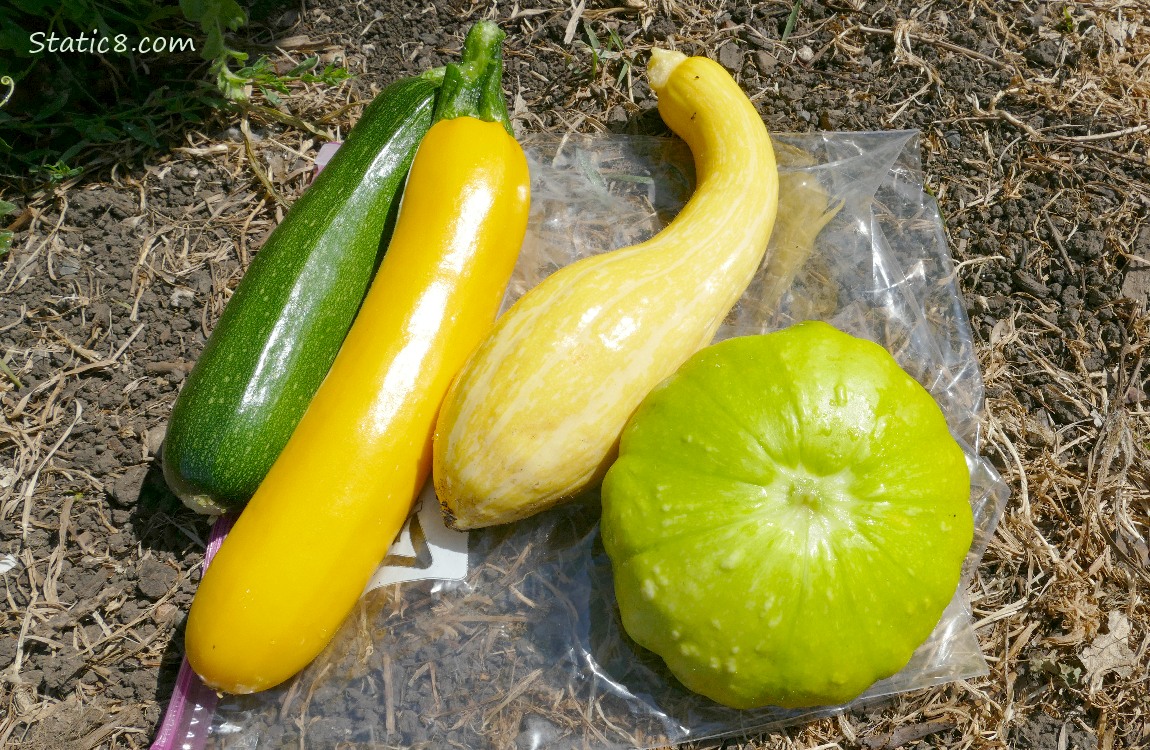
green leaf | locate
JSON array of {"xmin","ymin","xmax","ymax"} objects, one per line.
[
  {"xmin": 0, "ymin": 25, "xmax": 35, "ymax": 58},
  {"xmin": 615, "ymin": 59, "xmax": 631, "ymax": 88},
  {"xmin": 286, "ymin": 56, "xmax": 319, "ymax": 77},
  {"xmin": 57, "ymin": 139, "xmax": 86, "ymax": 163},
  {"xmin": 585, "ymin": 22, "xmax": 599, "ymax": 50},
  {"xmin": 607, "ymin": 27, "xmax": 623, "ymax": 52},
  {"xmin": 201, "ymin": 25, "xmax": 226, "ymax": 61},
  {"xmin": 183, "ymin": 0, "xmax": 247, "ymax": 60},
  {"xmin": 32, "ymin": 161, "xmax": 83, "ymax": 184},
  {"xmin": 218, "ymin": 0, "xmax": 246, "ymax": 30},
  {"xmin": 122, "ymin": 120, "xmax": 161, "ymax": 148},
  {"xmin": 782, "ymin": 0, "xmax": 801, "ymax": 41},
  {"xmin": 180, "ymin": 0, "xmax": 208, "ymax": 22},
  {"xmin": 145, "ymin": 4, "xmax": 185, "ymax": 24},
  {"xmin": 180, "ymin": 0, "xmax": 245, "ymax": 29},
  {"xmin": 214, "ymin": 58, "xmax": 250, "ymax": 101},
  {"xmin": 317, "ymin": 66, "xmax": 353, "ymax": 86},
  {"xmin": 31, "ymin": 88, "xmax": 70, "ymax": 121},
  {"xmin": 82, "ymin": 120, "xmax": 121, "ymax": 142}
]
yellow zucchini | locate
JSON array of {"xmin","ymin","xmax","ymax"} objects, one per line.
[
  {"xmin": 433, "ymin": 49, "xmax": 779, "ymax": 529},
  {"xmin": 184, "ymin": 23, "xmax": 530, "ymax": 693}
]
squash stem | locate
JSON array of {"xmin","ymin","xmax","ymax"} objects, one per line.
[
  {"xmin": 647, "ymin": 48, "xmax": 687, "ymax": 93},
  {"xmin": 432, "ymin": 21, "xmax": 513, "ymax": 135},
  {"xmin": 477, "ymin": 51, "xmax": 513, "ymax": 136},
  {"xmin": 420, "ymin": 66, "xmax": 447, "ymax": 85}
]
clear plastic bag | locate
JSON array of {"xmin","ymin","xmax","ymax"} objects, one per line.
[{"xmin": 195, "ymin": 130, "xmax": 1008, "ymax": 749}]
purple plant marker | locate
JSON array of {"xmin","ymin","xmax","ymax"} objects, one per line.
[
  {"xmin": 313, "ymin": 141, "xmax": 342, "ymax": 177},
  {"xmin": 151, "ymin": 512, "xmax": 237, "ymax": 750}
]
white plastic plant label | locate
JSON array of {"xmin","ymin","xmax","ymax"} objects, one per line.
[{"xmin": 366, "ymin": 481, "xmax": 469, "ymax": 589}]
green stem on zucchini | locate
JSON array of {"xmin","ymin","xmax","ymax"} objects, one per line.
[
  {"xmin": 420, "ymin": 66, "xmax": 447, "ymax": 85},
  {"xmin": 477, "ymin": 52, "xmax": 512, "ymax": 135},
  {"xmin": 432, "ymin": 21, "xmax": 513, "ymax": 135}
]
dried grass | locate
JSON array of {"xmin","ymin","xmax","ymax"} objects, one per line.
[{"xmin": 0, "ymin": 49, "xmax": 354, "ymax": 749}]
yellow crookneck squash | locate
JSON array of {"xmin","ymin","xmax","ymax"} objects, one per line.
[
  {"xmin": 184, "ymin": 22, "xmax": 529, "ymax": 694},
  {"xmin": 433, "ymin": 48, "xmax": 780, "ymax": 529}
]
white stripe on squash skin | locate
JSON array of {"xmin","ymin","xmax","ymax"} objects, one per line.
[{"xmin": 433, "ymin": 49, "xmax": 780, "ymax": 529}]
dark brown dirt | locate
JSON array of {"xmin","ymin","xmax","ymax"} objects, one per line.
[{"xmin": 2, "ymin": 0, "xmax": 1147, "ymax": 748}]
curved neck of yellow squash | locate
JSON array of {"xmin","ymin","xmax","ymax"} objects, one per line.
[{"xmin": 646, "ymin": 50, "xmax": 778, "ymax": 255}]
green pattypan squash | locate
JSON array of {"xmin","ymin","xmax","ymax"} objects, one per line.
[{"xmin": 601, "ymin": 320, "xmax": 973, "ymax": 709}]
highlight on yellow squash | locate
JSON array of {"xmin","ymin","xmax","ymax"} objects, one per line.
[
  {"xmin": 432, "ymin": 48, "xmax": 780, "ymax": 530},
  {"xmin": 183, "ymin": 20, "xmax": 530, "ymax": 694}
]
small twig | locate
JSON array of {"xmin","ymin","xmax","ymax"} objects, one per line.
[
  {"xmin": 144, "ymin": 360, "xmax": 194, "ymax": 376},
  {"xmin": 3, "ymin": 197, "xmax": 68, "ymax": 294},
  {"xmin": 1042, "ymin": 210, "xmax": 1086, "ymax": 297},
  {"xmin": 21, "ymin": 400, "xmax": 82, "ymax": 541},
  {"xmin": 241, "ymin": 115, "xmax": 289, "ymax": 209},
  {"xmin": 563, "ymin": 0, "xmax": 586, "ymax": 45},
  {"xmin": 107, "ymin": 321, "xmax": 147, "ymax": 362},
  {"xmin": 6, "ymin": 585, "xmax": 40, "ymax": 680},
  {"xmin": 991, "ymin": 106, "xmax": 1044, "ymax": 140},
  {"xmin": 482, "ymin": 668, "xmax": 542, "ymax": 727},
  {"xmin": 42, "ymin": 492, "xmax": 75, "ymax": 604},
  {"xmin": 967, "ymin": 89, "xmax": 1150, "ymax": 169},
  {"xmin": 383, "ymin": 650, "xmax": 395, "ymax": 735},
  {"xmin": 316, "ymin": 98, "xmax": 366, "ymax": 125},
  {"xmin": 171, "ymin": 144, "xmax": 231, "ymax": 157},
  {"xmin": 238, "ymin": 196, "xmax": 267, "ymax": 267},
  {"xmin": 854, "ymin": 24, "xmax": 1014, "ymax": 72},
  {"xmin": 245, "ymin": 103, "xmax": 333, "ymax": 140},
  {"xmin": 47, "ymin": 323, "xmax": 102, "ymax": 362},
  {"xmin": 5, "ymin": 205, "xmax": 35, "ymax": 234},
  {"xmin": 79, "ymin": 717, "xmax": 124, "ymax": 748},
  {"xmin": 1060, "ymin": 124, "xmax": 1149, "ymax": 143},
  {"xmin": 10, "ymin": 322, "xmax": 145, "ymax": 419},
  {"xmin": 953, "ymin": 254, "xmax": 1008, "ymax": 273},
  {"xmin": 1058, "ymin": 139, "xmax": 1150, "ymax": 168},
  {"xmin": 1005, "ymin": 115, "xmax": 1150, "ymax": 167},
  {"xmin": 860, "ymin": 719, "xmax": 952, "ymax": 749}
]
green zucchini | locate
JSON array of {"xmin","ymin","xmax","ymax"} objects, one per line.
[{"xmin": 162, "ymin": 72, "xmax": 441, "ymax": 514}]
